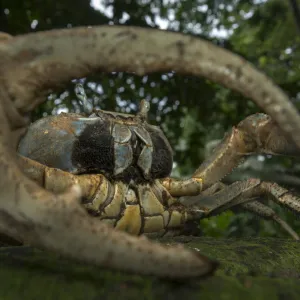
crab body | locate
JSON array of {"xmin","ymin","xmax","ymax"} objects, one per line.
[
  {"xmin": 18, "ymin": 103, "xmax": 192, "ymax": 236},
  {"xmin": 17, "ymin": 98, "xmax": 300, "ymax": 239},
  {"xmin": 18, "ymin": 109, "xmax": 173, "ymax": 183}
]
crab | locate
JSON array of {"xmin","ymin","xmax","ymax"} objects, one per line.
[
  {"xmin": 17, "ymin": 85, "xmax": 300, "ymax": 240},
  {"xmin": 1, "ymin": 26, "xmax": 300, "ymax": 279}
]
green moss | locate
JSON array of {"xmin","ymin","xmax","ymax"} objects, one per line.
[
  {"xmin": 1, "ymin": 237, "xmax": 300, "ymax": 299},
  {"xmin": 165, "ymin": 237, "xmax": 300, "ymax": 277}
]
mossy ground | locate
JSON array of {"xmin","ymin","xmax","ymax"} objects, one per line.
[{"xmin": 1, "ymin": 237, "xmax": 300, "ymax": 300}]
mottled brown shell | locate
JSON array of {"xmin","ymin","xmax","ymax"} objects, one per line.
[{"xmin": 18, "ymin": 109, "xmax": 173, "ymax": 183}]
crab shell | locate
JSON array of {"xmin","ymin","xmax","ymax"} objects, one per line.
[{"xmin": 18, "ymin": 109, "xmax": 173, "ymax": 183}]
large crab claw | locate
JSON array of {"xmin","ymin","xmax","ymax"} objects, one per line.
[{"xmin": 1, "ymin": 26, "xmax": 300, "ymax": 278}]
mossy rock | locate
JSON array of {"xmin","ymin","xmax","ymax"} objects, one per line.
[{"xmin": 1, "ymin": 237, "xmax": 300, "ymax": 300}]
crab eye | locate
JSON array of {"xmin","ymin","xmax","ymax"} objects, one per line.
[
  {"xmin": 142, "ymin": 100, "xmax": 150, "ymax": 111},
  {"xmin": 75, "ymin": 83, "xmax": 86, "ymax": 98},
  {"xmin": 137, "ymin": 99, "xmax": 150, "ymax": 119},
  {"xmin": 75, "ymin": 83, "xmax": 93, "ymax": 114}
]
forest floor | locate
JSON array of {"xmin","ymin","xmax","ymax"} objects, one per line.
[{"xmin": 1, "ymin": 236, "xmax": 300, "ymax": 299}]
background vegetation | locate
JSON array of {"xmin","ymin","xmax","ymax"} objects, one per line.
[{"xmin": 2, "ymin": 0, "xmax": 300, "ymax": 238}]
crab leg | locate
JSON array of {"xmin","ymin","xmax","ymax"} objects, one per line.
[
  {"xmin": 17, "ymin": 155, "xmax": 105, "ymax": 198},
  {"xmin": 242, "ymin": 201, "xmax": 299, "ymax": 240},
  {"xmin": 160, "ymin": 177, "xmax": 203, "ymax": 197},
  {"xmin": 193, "ymin": 113, "xmax": 299, "ymax": 189},
  {"xmin": 183, "ymin": 178, "xmax": 300, "ymax": 239},
  {"xmin": 189, "ymin": 179, "xmax": 300, "ymax": 215},
  {"xmin": 162, "ymin": 113, "xmax": 300, "ymax": 196}
]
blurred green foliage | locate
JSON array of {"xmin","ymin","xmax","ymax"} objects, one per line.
[{"xmin": 2, "ymin": 0, "xmax": 300, "ymax": 238}]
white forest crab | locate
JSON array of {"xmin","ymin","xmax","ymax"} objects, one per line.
[{"xmin": 1, "ymin": 26, "xmax": 300, "ymax": 279}]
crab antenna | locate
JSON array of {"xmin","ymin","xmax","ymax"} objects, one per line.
[
  {"xmin": 137, "ymin": 99, "xmax": 150, "ymax": 120},
  {"xmin": 75, "ymin": 83, "xmax": 93, "ymax": 114}
]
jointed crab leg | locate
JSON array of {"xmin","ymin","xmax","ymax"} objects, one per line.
[
  {"xmin": 195, "ymin": 179, "xmax": 300, "ymax": 219},
  {"xmin": 160, "ymin": 177, "xmax": 203, "ymax": 197},
  {"xmin": 242, "ymin": 201, "xmax": 299, "ymax": 240},
  {"xmin": 193, "ymin": 113, "xmax": 299, "ymax": 190},
  {"xmin": 182, "ymin": 179, "xmax": 300, "ymax": 239},
  {"xmin": 161, "ymin": 113, "xmax": 300, "ymax": 196}
]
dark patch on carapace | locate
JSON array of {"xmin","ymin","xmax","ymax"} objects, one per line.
[
  {"xmin": 72, "ymin": 119, "xmax": 115, "ymax": 177},
  {"xmin": 19, "ymin": 109, "xmax": 174, "ymax": 185},
  {"xmin": 147, "ymin": 125, "xmax": 173, "ymax": 179}
]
